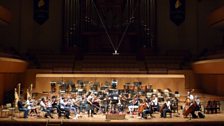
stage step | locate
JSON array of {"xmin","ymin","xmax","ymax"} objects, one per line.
[{"xmin": 46, "ymin": 120, "xmax": 63, "ymax": 126}]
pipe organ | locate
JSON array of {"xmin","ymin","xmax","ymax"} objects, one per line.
[{"xmin": 63, "ymin": 0, "xmax": 156, "ymax": 52}]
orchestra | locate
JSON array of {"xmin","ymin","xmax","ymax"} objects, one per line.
[{"xmin": 13, "ymin": 81, "xmax": 206, "ymax": 120}]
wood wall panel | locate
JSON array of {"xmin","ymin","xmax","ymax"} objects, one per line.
[
  {"xmin": 192, "ymin": 59, "xmax": 224, "ymax": 74},
  {"xmin": 0, "ymin": 5, "xmax": 12, "ymax": 24},
  {"xmin": 208, "ymin": 5, "xmax": 224, "ymax": 29},
  {"xmin": 197, "ymin": 74, "xmax": 224, "ymax": 96},
  {"xmin": 0, "ymin": 57, "xmax": 28, "ymax": 73}
]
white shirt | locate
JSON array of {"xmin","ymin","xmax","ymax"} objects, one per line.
[
  {"xmin": 166, "ymin": 101, "xmax": 171, "ymax": 110},
  {"xmin": 26, "ymin": 100, "xmax": 32, "ymax": 110},
  {"xmin": 152, "ymin": 97, "xmax": 158, "ymax": 105},
  {"xmin": 195, "ymin": 98, "xmax": 200, "ymax": 105},
  {"xmin": 189, "ymin": 94, "xmax": 194, "ymax": 101},
  {"xmin": 40, "ymin": 101, "xmax": 46, "ymax": 109}
]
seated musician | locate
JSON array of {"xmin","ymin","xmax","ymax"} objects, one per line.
[
  {"xmin": 65, "ymin": 96, "xmax": 78, "ymax": 119},
  {"xmin": 138, "ymin": 99, "xmax": 153, "ymax": 119},
  {"xmin": 39, "ymin": 98, "xmax": 54, "ymax": 118},
  {"xmin": 194, "ymin": 95, "xmax": 201, "ymax": 111},
  {"xmin": 79, "ymin": 94, "xmax": 86, "ymax": 113},
  {"xmin": 151, "ymin": 94, "xmax": 160, "ymax": 112},
  {"xmin": 117, "ymin": 94, "xmax": 127, "ymax": 114},
  {"xmin": 128, "ymin": 94, "xmax": 139, "ymax": 115},
  {"xmin": 102, "ymin": 95, "xmax": 110, "ymax": 114},
  {"xmin": 51, "ymin": 96, "xmax": 58, "ymax": 108},
  {"xmin": 72, "ymin": 94, "xmax": 82, "ymax": 114},
  {"xmin": 28, "ymin": 97, "xmax": 39, "ymax": 116},
  {"xmin": 17, "ymin": 97, "xmax": 29, "ymax": 118},
  {"xmin": 160, "ymin": 98, "xmax": 172, "ymax": 118},
  {"xmin": 58, "ymin": 97, "xmax": 70, "ymax": 119}
]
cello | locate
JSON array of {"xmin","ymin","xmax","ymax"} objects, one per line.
[{"xmin": 138, "ymin": 102, "xmax": 147, "ymax": 114}]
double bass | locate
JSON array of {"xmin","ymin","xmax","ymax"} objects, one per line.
[{"xmin": 183, "ymin": 101, "xmax": 197, "ymax": 117}]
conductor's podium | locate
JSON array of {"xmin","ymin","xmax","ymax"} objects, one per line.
[{"xmin": 106, "ymin": 113, "xmax": 126, "ymax": 120}]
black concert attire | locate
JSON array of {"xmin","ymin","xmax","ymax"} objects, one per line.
[
  {"xmin": 17, "ymin": 100, "xmax": 29, "ymax": 118},
  {"xmin": 160, "ymin": 100, "xmax": 172, "ymax": 118},
  {"xmin": 58, "ymin": 98, "xmax": 70, "ymax": 119}
]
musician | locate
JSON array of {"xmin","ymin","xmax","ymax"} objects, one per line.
[
  {"xmin": 151, "ymin": 94, "xmax": 160, "ymax": 112},
  {"xmin": 109, "ymin": 92, "xmax": 119, "ymax": 114},
  {"xmin": 67, "ymin": 96, "xmax": 79, "ymax": 119},
  {"xmin": 160, "ymin": 98, "xmax": 172, "ymax": 118},
  {"xmin": 187, "ymin": 89, "xmax": 195, "ymax": 102},
  {"xmin": 138, "ymin": 99, "xmax": 153, "ymax": 119},
  {"xmin": 26, "ymin": 97, "xmax": 32, "ymax": 110},
  {"xmin": 79, "ymin": 94, "xmax": 86, "ymax": 113},
  {"xmin": 146, "ymin": 84, "xmax": 153, "ymax": 93},
  {"xmin": 29, "ymin": 97, "xmax": 39, "ymax": 116},
  {"xmin": 39, "ymin": 98, "xmax": 54, "ymax": 118},
  {"xmin": 183, "ymin": 89, "xmax": 198, "ymax": 118},
  {"xmin": 92, "ymin": 95, "xmax": 101, "ymax": 114},
  {"xmin": 71, "ymin": 95, "xmax": 81, "ymax": 113},
  {"xmin": 58, "ymin": 97, "xmax": 70, "ymax": 119},
  {"xmin": 117, "ymin": 94, "xmax": 127, "ymax": 113},
  {"xmin": 51, "ymin": 96, "xmax": 58, "ymax": 109},
  {"xmin": 46, "ymin": 98, "xmax": 54, "ymax": 112},
  {"xmin": 17, "ymin": 97, "xmax": 29, "ymax": 118},
  {"xmin": 102, "ymin": 95, "xmax": 110, "ymax": 114},
  {"xmin": 128, "ymin": 95, "xmax": 139, "ymax": 116},
  {"xmin": 86, "ymin": 92, "xmax": 94, "ymax": 117},
  {"xmin": 194, "ymin": 95, "xmax": 201, "ymax": 111},
  {"xmin": 111, "ymin": 79, "xmax": 118, "ymax": 89},
  {"xmin": 187, "ymin": 92, "xmax": 194, "ymax": 102}
]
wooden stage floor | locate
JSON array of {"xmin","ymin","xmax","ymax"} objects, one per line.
[{"xmin": 0, "ymin": 112, "xmax": 224, "ymax": 126}]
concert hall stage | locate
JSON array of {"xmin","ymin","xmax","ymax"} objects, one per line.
[{"xmin": 0, "ymin": 112, "xmax": 224, "ymax": 126}]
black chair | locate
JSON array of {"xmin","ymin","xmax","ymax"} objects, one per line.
[
  {"xmin": 57, "ymin": 104, "xmax": 70, "ymax": 119},
  {"xmin": 204, "ymin": 101, "xmax": 213, "ymax": 114},
  {"xmin": 213, "ymin": 101, "xmax": 221, "ymax": 113}
]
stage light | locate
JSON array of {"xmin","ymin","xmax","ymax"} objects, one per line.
[{"xmin": 112, "ymin": 50, "xmax": 119, "ymax": 55}]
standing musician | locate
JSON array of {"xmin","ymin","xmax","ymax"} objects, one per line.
[
  {"xmin": 160, "ymin": 98, "xmax": 172, "ymax": 118},
  {"xmin": 92, "ymin": 94, "xmax": 101, "ymax": 114},
  {"xmin": 183, "ymin": 89, "xmax": 198, "ymax": 118},
  {"xmin": 86, "ymin": 92, "xmax": 94, "ymax": 117}
]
